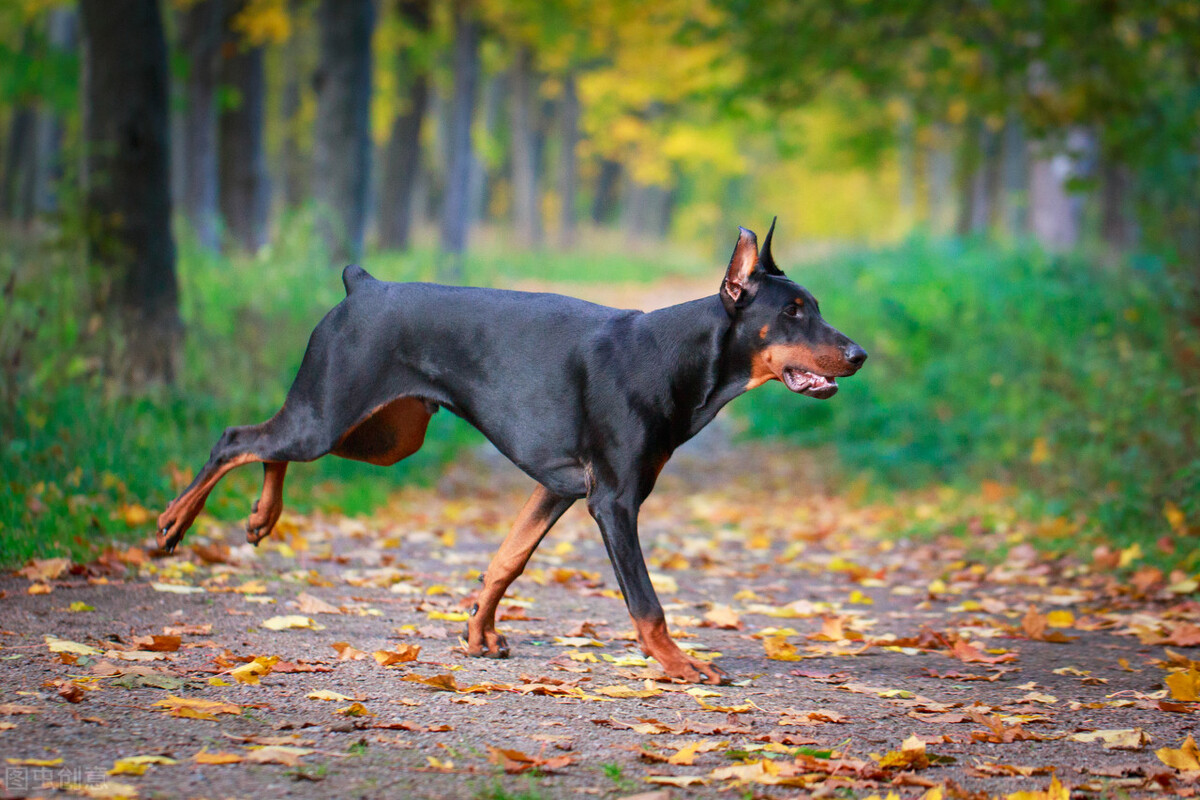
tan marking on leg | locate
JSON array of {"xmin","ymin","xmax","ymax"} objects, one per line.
[
  {"xmin": 333, "ymin": 396, "xmax": 431, "ymax": 466},
  {"xmin": 246, "ymin": 461, "xmax": 288, "ymax": 545},
  {"xmin": 632, "ymin": 616, "xmax": 725, "ymax": 684},
  {"xmin": 156, "ymin": 452, "xmax": 260, "ymax": 549},
  {"xmin": 468, "ymin": 485, "xmax": 568, "ymax": 657}
]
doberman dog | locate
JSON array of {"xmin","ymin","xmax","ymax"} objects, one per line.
[{"xmin": 156, "ymin": 221, "xmax": 866, "ymax": 684}]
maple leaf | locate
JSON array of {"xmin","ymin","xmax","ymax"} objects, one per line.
[
  {"xmin": 1165, "ymin": 669, "xmax": 1200, "ymax": 702},
  {"xmin": 1156, "ymin": 734, "xmax": 1200, "ymax": 772},
  {"xmin": 486, "ymin": 746, "xmax": 571, "ymax": 774},
  {"xmin": 373, "ymin": 644, "xmax": 421, "ymax": 666},
  {"xmin": 949, "ymin": 639, "xmax": 1017, "ymax": 664},
  {"xmin": 230, "ymin": 656, "xmax": 280, "ymax": 684}
]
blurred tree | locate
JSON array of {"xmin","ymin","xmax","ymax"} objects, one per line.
[
  {"xmin": 507, "ymin": 44, "xmax": 541, "ymax": 246},
  {"xmin": 378, "ymin": 0, "xmax": 431, "ymax": 251},
  {"xmin": 219, "ymin": 0, "xmax": 272, "ymax": 253},
  {"xmin": 277, "ymin": 0, "xmax": 315, "ymax": 209},
  {"xmin": 439, "ymin": 0, "xmax": 480, "ymax": 270},
  {"xmin": 556, "ymin": 72, "xmax": 579, "ymax": 246},
  {"xmin": 179, "ymin": 0, "xmax": 223, "ymax": 250},
  {"xmin": 0, "ymin": 7, "xmax": 77, "ymax": 227},
  {"xmin": 314, "ymin": 0, "xmax": 374, "ymax": 263},
  {"xmin": 79, "ymin": 0, "xmax": 179, "ymax": 384}
]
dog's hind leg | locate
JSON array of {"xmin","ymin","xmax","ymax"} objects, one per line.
[
  {"xmin": 467, "ymin": 485, "xmax": 575, "ymax": 657},
  {"xmin": 246, "ymin": 461, "xmax": 288, "ymax": 545},
  {"xmin": 156, "ymin": 406, "xmax": 327, "ymax": 553}
]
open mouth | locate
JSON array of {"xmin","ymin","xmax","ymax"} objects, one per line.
[{"xmin": 782, "ymin": 367, "xmax": 838, "ymax": 399}]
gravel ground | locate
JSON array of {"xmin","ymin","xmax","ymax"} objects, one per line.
[{"xmin": 2, "ymin": 433, "xmax": 1198, "ymax": 800}]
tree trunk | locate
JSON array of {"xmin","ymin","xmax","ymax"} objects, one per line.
[
  {"xmin": 954, "ymin": 116, "xmax": 981, "ymax": 237},
  {"xmin": 80, "ymin": 0, "xmax": 180, "ymax": 384},
  {"xmin": 279, "ymin": 0, "xmax": 311, "ymax": 209},
  {"xmin": 508, "ymin": 45, "xmax": 542, "ymax": 247},
  {"xmin": 999, "ymin": 111, "xmax": 1028, "ymax": 238},
  {"xmin": 378, "ymin": 0, "xmax": 430, "ymax": 251},
  {"xmin": 314, "ymin": 0, "xmax": 375, "ymax": 263},
  {"xmin": 0, "ymin": 106, "xmax": 35, "ymax": 223},
  {"xmin": 925, "ymin": 124, "xmax": 953, "ymax": 235},
  {"xmin": 439, "ymin": 3, "xmax": 480, "ymax": 271},
  {"xmin": 468, "ymin": 73, "xmax": 503, "ymax": 227},
  {"xmin": 1029, "ymin": 128, "xmax": 1094, "ymax": 251},
  {"xmin": 557, "ymin": 72, "xmax": 579, "ymax": 247},
  {"xmin": 179, "ymin": 0, "xmax": 223, "ymax": 250},
  {"xmin": 591, "ymin": 158, "xmax": 620, "ymax": 225},
  {"xmin": 1100, "ymin": 160, "xmax": 1136, "ymax": 252},
  {"xmin": 968, "ymin": 123, "xmax": 1002, "ymax": 235},
  {"xmin": 29, "ymin": 7, "xmax": 77, "ymax": 218},
  {"xmin": 218, "ymin": 5, "xmax": 270, "ymax": 254}
]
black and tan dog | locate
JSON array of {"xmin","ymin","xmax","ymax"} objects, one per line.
[{"xmin": 157, "ymin": 222, "xmax": 866, "ymax": 683}]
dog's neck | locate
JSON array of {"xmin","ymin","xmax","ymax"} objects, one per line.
[{"xmin": 639, "ymin": 294, "xmax": 756, "ymax": 444}]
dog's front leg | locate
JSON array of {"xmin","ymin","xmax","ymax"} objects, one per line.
[{"xmin": 588, "ymin": 490, "xmax": 725, "ymax": 685}]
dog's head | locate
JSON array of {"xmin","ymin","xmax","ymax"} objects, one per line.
[{"xmin": 720, "ymin": 220, "xmax": 866, "ymax": 399}]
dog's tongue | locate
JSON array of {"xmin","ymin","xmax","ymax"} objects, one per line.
[{"xmin": 783, "ymin": 368, "xmax": 838, "ymax": 398}]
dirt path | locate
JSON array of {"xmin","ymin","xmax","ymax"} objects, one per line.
[{"xmin": 3, "ymin": 435, "xmax": 1199, "ymax": 800}]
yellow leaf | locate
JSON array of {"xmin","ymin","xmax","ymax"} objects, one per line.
[
  {"xmin": 152, "ymin": 696, "xmax": 241, "ymax": 718},
  {"xmin": 1029, "ymin": 437, "xmax": 1050, "ymax": 465},
  {"xmin": 6, "ymin": 757, "xmax": 64, "ymax": 766},
  {"xmin": 1005, "ymin": 775, "xmax": 1069, "ymax": 800},
  {"xmin": 261, "ymin": 615, "xmax": 324, "ymax": 631},
  {"xmin": 1164, "ymin": 501, "xmax": 1186, "ymax": 535},
  {"xmin": 335, "ymin": 702, "xmax": 375, "ymax": 717},
  {"xmin": 193, "ymin": 749, "xmax": 242, "ymax": 765},
  {"xmin": 306, "ymin": 690, "xmax": 354, "ymax": 702},
  {"xmin": 1069, "ymin": 728, "xmax": 1151, "ymax": 750},
  {"xmin": 1156, "ymin": 734, "xmax": 1200, "ymax": 771},
  {"xmin": 108, "ymin": 755, "xmax": 176, "ymax": 775},
  {"xmin": 69, "ymin": 601, "xmax": 95, "ymax": 612},
  {"xmin": 45, "ymin": 636, "xmax": 101, "ymax": 656},
  {"xmin": 1046, "ymin": 610, "xmax": 1075, "ymax": 628},
  {"xmin": 763, "ymin": 636, "xmax": 805, "ymax": 661},
  {"xmin": 427, "ymin": 610, "xmax": 468, "ymax": 622},
  {"xmin": 1166, "ymin": 669, "xmax": 1200, "ymax": 702},
  {"xmin": 231, "ymin": 656, "xmax": 280, "ymax": 685}
]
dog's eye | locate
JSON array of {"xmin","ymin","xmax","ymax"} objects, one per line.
[{"xmin": 782, "ymin": 304, "xmax": 801, "ymax": 318}]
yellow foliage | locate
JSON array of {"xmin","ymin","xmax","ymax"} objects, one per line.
[{"xmin": 230, "ymin": 0, "xmax": 291, "ymax": 47}]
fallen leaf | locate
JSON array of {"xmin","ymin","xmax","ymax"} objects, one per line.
[
  {"xmin": 1165, "ymin": 669, "xmax": 1200, "ymax": 702},
  {"xmin": 1069, "ymin": 728, "xmax": 1151, "ymax": 750},
  {"xmin": 108, "ymin": 755, "xmax": 177, "ymax": 775},
  {"xmin": 486, "ymin": 745, "xmax": 571, "ymax": 774},
  {"xmin": 45, "ymin": 636, "xmax": 101, "ymax": 656},
  {"xmin": 230, "ymin": 656, "xmax": 280, "ymax": 685},
  {"xmin": 261, "ymin": 615, "xmax": 324, "ymax": 631},
  {"xmin": 373, "ymin": 644, "xmax": 421, "ymax": 666},
  {"xmin": 1156, "ymin": 734, "xmax": 1200, "ymax": 772},
  {"xmin": 296, "ymin": 592, "xmax": 341, "ymax": 615}
]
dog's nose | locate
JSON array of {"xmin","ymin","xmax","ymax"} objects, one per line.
[{"xmin": 844, "ymin": 344, "xmax": 867, "ymax": 367}]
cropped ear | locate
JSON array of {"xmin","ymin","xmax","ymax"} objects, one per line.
[
  {"xmin": 760, "ymin": 216, "xmax": 784, "ymax": 276},
  {"xmin": 720, "ymin": 226, "xmax": 759, "ymax": 315}
]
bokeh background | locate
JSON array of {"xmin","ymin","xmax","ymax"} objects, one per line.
[{"xmin": 1, "ymin": 0, "xmax": 1197, "ymax": 568}]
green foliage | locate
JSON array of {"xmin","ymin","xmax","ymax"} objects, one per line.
[{"xmin": 736, "ymin": 236, "xmax": 1200, "ymax": 561}]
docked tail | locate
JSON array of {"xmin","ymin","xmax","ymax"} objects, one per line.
[{"xmin": 342, "ymin": 264, "xmax": 376, "ymax": 295}]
